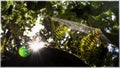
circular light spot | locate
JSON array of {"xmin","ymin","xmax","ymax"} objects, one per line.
[{"xmin": 18, "ymin": 46, "xmax": 30, "ymax": 58}]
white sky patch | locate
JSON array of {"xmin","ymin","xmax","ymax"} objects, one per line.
[
  {"xmin": 61, "ymin": 46, "xmax": 64, "ymax": 49},
  {"xmin": 104, "ymin": 28, "xmax": 110, "ymax": 33},
  {"xmin": 68, "ymin": 28, "xmax": 71, "ymax": 32},
  {"xmin": 63, "ymin": 37, "xmax": 67, "ymax": 41},
  {"xmin": 65, "ymin": 33, "xmax": 69, "ymax": 38},
  {"xmin": 24, "ymin": 3, "xmax": 27, "ymax": 6},
  {"xmin": 0, "ymin": 24, "xmax": 3, "ymax": 38},
  {"xmin": 112, "ymin": 55, "xmax": 117, "ymax": 60},
  {"xmin": 96, "ymin": 44, "xmax": 99, "ymax": 47},
  {"xmin": 61, "ymin": 40, "xmax": 64, "ymax": 44},
  {"xmin": 53, "ymin": 4, "xmax": 57, "ymax": 8},
  {"xmin": 111, "ymin": 15, "xmax": 115, "ymax": 21},
  {"xmin": 47, "ymin": 37, "xmax": 53, "ymax": 43},
  {"xmin": 53, "ymin": 11, "xmax": 58, "ymax": 15},
  {"xmin": 115, "ymin": 48, "xmax": 119, "ymax": 53},
  {"xmin": 107, "ymin": 44, "xmax": 113, "ymax": 52},
  {"xmin": 24, "ymin": 15, "xmax": 44, "ymax": 37},
  {"xmin": 61, "ymin": 0, "xmax": 66, "ymax": 3},
  {"xmin": 77, "ymin": 31, "xmax": 80, "ymax": 34}
]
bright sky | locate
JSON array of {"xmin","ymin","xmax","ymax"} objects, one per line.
[
  {"xmin": 107, "ymin": 43, "xmax": 119, "ymax": 53},
  {"xmin": 24, "ymin": 15, "xmax": 44, "ymax": 37},
  {"xmin": 0, "ymin": 24, "xmax": 3, "ymax": 38},
  {"xmin": 24, "ymin": 15, "xmax": 46, "ymax": 52}
]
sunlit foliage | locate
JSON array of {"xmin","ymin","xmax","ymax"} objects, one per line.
[
  {"xmin": 1, "ymin": 1, "xmax": 119, "ymax": 67},
  {"xmin": 80, "ymin": 29, "xmax": 105, "ymax": 65}
]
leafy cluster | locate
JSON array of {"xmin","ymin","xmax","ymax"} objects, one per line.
[
  {"xmin": 1, "ymin": 1, "xmax": 36, "ymax": 56},
  {"xmin": 1, "ymin": 1, "xmax": 119, "ymax": 67},
  {"xmin": 54, "ymin": 24, "xmax": 68, "ymax": 40},
  {"xmin": 80, "ymin": 29, "xmax": 103, "ymax": 65}
]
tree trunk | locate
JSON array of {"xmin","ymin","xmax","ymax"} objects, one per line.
[{"xmin": 1, "ymin": 47, "xmax": 89, "ymax": 67}]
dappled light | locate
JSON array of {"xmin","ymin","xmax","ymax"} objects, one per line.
[
  {"xmin": 24, "ymin": 15, "xmax": 44, "ymax": 37},
  {"xmin": 1, "ymin": 1, "xmax": 119, "ymax": 67}
]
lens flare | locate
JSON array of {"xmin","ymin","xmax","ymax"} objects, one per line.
[
  {"xmin": 18, "ymin": 46, "xmax": 30, "ymax": 58},
  {"xmin": 29, "ymin": 41, "xmax": 45, "ymax": 52}
]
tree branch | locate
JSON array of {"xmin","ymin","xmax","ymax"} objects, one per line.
[{"xmin": 50, "ymin": 17, "xmax": 111, "ymax": 43}]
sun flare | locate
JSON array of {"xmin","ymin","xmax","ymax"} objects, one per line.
[
  {"xmin": 28, "ymin": 37, "xmax": 46, "ymax": 52},
  {"xmin": 29, "ymin": 41, "xmax": 45, "ymax": 52}
]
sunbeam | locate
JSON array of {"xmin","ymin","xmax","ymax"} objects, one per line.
[{"xmin": 28, "ymin": 37, "xmax": 45, "ymax": 53}]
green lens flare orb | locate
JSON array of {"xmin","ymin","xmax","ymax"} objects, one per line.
[{"xmin": 18, "ymin": 46, "xmax": 30, "ymax": 58}]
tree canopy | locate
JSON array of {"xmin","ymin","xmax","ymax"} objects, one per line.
[{"xmin": 1, "ymin": 1, "xmax": 119, "ymax": 67}]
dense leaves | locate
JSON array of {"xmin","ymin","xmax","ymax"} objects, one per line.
[
  {"xmin": 1, "ymin": 1, "xmax": 119, "ymax": 67},
  {"xmin": 80, "ymin": 29, "xmax": 107, "ymax": 66}
]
